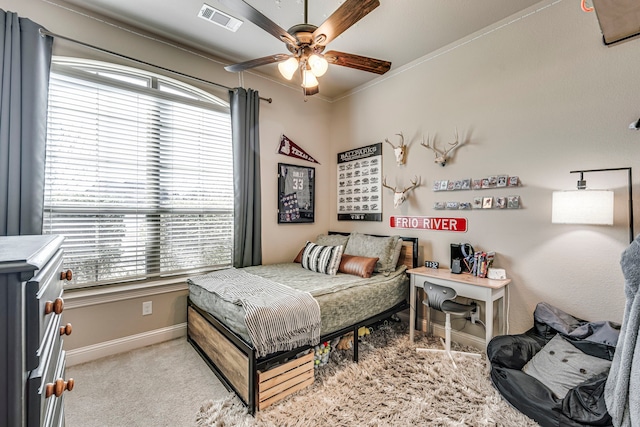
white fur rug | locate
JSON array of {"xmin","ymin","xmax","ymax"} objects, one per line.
[{"xmin": 196, "ymin": 323, "xmax": 540, "ymax": 427}]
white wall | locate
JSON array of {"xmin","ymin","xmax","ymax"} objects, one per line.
[
  {"xmin": 4, "ymin": 0, "xmax": 636, "ymax": 348},
  {"xmin": 328, "ymin": 0, "xmax": 639, "ymax": 333},
  {"xmin": 1, "ymin": 0, "xmax": 334, "ymax": 350}
]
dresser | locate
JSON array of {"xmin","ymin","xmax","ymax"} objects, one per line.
[{"xmin": 0, "ymin": 235, "xmax": 74, "ymax": 427}]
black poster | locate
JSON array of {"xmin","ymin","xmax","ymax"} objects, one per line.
[{"xmin": 337, "ymin": 143, "xmax": 383, "ymax": 221}]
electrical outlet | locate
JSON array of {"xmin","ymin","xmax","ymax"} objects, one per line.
[
  {"xmin": 142, "ymin": 301, "xmax": 152, "ymax": 316},
  {"xmin": 470, "ymin": 302, "xmax": 479, "ymax": 324}
]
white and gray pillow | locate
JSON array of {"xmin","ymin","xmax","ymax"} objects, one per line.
[{"xmin": 301, "ymin": 242, "xmax": 343, "ymax": 275}]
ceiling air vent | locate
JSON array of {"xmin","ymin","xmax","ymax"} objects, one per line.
[{"xmin": 198, "ymin": 4, "xmax": 243, "ymax": 32}]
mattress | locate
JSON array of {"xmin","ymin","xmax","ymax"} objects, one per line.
[{"xmin": 188, "ymin": 262, "xmax": 409, "ymax": 344}]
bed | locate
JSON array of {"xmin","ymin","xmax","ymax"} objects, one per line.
[{"xmin": 187, "ymin": 232, "xmax": 418, "ymax": 414}]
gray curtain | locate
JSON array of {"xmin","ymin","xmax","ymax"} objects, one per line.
[
  {"xmin": 229, "ymin": 87, "xmax": 262, "ymax": 267},
  {"xmin": 0, "ymin": 10, "xmax": 53, "ymax": 236}
]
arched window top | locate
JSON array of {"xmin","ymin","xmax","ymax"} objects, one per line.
[{"xmin": 52, "ymin": 57, "xmax": 228, "ymax": 108}]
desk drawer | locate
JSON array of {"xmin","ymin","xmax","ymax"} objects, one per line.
[{"xmin": 26, "ymin": 249, "xmax": 66, "ymax": 370}]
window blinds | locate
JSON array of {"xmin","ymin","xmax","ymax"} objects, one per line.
[{"xmin": 44, "ymin": 66, "xmax": 233, "ymax": 289}]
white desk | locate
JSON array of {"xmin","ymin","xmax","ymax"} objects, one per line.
[{"xmin": 407, "ymin": 267, "xmax": 511, "ymax": 348}]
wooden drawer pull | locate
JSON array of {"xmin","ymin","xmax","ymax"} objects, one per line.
[
  {"xmin": 60, "ymin": 270, "xmax": 73, "ymax": 281},
  {"xmin": 44, "ymin": 298, "xmax": 64, "ymax": 315},
  {"xmin": 59, "ymin": 323, "xmax": 73, "ymax": 336},
  {"xmin": 45, "ymin": 378, "xmax": 74, "ymax": 398}
]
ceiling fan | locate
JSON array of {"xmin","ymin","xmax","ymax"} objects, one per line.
[{"xmin": 219, "ymin": 0, "xmax": 392, "ymax": 96}]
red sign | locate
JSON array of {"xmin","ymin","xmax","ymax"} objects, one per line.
[
  {"xmin": 276, "ymin": 134, "xmax": 320, "ymax": 164},
  {"xmin": 390, "ymin": 216, "xmax": 468, "ymax": 232}
]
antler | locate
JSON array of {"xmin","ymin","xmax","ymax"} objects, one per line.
[
  {"xmin": 382, "ymin": 176, "xmax": 397, "ymax": 192},
  {"xmin": 420, "ymin": 129, "xmax": 460, "ymax": 166},
  {"xmin": 384, "ymin": 132, "xmax": 405, "ymax": 149},
  {"xmin": 402, "ymin": 176, "xmax": 420, "ymax": 194},
  {"xmin": 420, "ymin": 133, "xmax": 442, "ymax": 157},
  {"xmin": 441, "ymin": 128, "xmax": 459, "ymax": 157}
]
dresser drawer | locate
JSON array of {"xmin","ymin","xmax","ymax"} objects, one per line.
[
  {"xmin": 27, "ymin": 314, "xmax": 69, "ymax": 427},
  {"xmin": 43, "ymin": 354, "xmax": 66, "ymax": 427},
  {"xmin": 25, "ymin": 249, "xmax": 66, "ymax": 370}
]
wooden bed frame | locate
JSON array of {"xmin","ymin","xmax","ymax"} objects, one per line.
[{"xmin": 187, "ymin": 234, "xmax": 418, "ymax": 414}]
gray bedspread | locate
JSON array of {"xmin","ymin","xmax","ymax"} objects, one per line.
[
  {"xmin": 189, "ymin": 263, "xmax": 408, "ymax": 345},
  {"xmin": 188, "ymin": 268, "xmax": 321, "ymax": 358}
]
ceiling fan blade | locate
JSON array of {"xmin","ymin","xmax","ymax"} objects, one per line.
[
  {"xmin": 218, "ymin": 0, "xmax": 297, "ymax": 46},
  {"xmin": 224, "ymin": 53, "xmax": 291, "ymax": 72},
  {"xmin": 324, "ymin": 50, "xmax": 391, "ymax": 75},
  {"xmin": 312, "ymin": 0, "xmax": 380, "ymax": 46}
]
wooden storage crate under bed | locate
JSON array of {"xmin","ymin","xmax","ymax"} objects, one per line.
[{"xmin": 187, "ymin": 234, "xmax": 418, "ymax": 414}]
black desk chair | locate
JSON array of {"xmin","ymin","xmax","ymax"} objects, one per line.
[{"xmin": 417, "ymin": 282, "xmax": 481, "ymax": 368}]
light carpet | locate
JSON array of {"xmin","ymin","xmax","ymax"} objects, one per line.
[{"xmin": 196, "ymin": 323, "xmax": 540, "ymax": 427}]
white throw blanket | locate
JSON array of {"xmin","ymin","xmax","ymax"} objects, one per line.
[
  {"xmin": 605, "ymin": 235, "xmax": 640, "ymax": 427},
  {"xmin": 189, "ymin": 268, "xmax": 321, "ymax": 358}
]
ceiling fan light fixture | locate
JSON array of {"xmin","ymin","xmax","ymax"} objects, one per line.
[
  {"xmin": 308, "ymin": 54, "xmax": 328, "ymax": 77},
  {"xmin": 278, "ymin": 57, "xmax": 298, "ymax": 80},
  {"xmin": 301, "ymin": 68, "xmax": 319, "ymax": 89}
]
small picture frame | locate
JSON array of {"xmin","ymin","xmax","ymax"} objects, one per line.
[
  {"xmin": 507, "ymin": 195, "xmax": 520, "ymax": 209},
  {"xmin": 447, "ymin": 181, "xmax": 455, "ymax": 191},
  {"xmin": 459, "ymin": 202, "xmax": 472, "ymax": 210},
  {"xmin": 472, "ymin": 179, "xmax": 482, "ymax": 190},
  {"xmin": 439, "ymin": 180, "xmax": 449, "ymax": 191},
  {"xmin": 495, "ymin": 197, "xmax": 507, "ymax": 209},
  {"xmin": 482, "ymin": 197, "xmax": 493, "ymax": 209},
  {"xmin": 488, "ymin": 176, "xmax": 498, "ymax": 187},
  {"xmin": 453, "ymin": 180, "xmax": 462, "ymax": 190},
  {"xmin": 446, "ymin": 201, "xmax": 459, "ymax": 210},
  {"xmin": 472, "ymin": 197, "xmax": 483, "ymax": 209},
  {"xmin": 434, "ymin": 202, "xmax": 446, "ymax": 210},
  {"xmin": 497, "ymin": 175, "xmax": 508, "ymax": 187},
  {"xmin": 461, "ymin": 179, "xmax": 471, "ymax": 190},
  {"xmin": 481, "ymin": 178, "xmax": 490, "ymax": 189},
  {"xmin": 508, "ymin": 176, "xmax": 520, "ymax": 187},
  {"xmin": 433, "ymin": 180, "xmax": 441, "ymax": 191}
]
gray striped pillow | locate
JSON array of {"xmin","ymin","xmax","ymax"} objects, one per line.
[{"xmin": 301, "ymin": 242, "xmax": 344, "ymax": 275}]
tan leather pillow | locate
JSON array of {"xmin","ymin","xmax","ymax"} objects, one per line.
[
  {"xmin": 293, "ymin": 247, "xmax": 304, "ymax": 263},
  {"xmin": 339, "ymin": 254, "xmax": 379, "ymax": 278}
]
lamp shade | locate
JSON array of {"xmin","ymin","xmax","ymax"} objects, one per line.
[
  {"xmin": 551, "ymin": 190, "xmax": 614, "ymax": 225},
  {"xmin": 278, "ymin": 57, "xmax": 298, "ymax": 80},
  {"xmin": 308, "ymin": 54, "xmax": 328, "ymax": 77},
  {"xmin": 301, "ymin": 69, "xmax": 319, "ymax": 89}
]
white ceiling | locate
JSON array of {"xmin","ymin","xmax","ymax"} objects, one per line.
[{"xmin": 62, "ymin": 0, "xmax": 542, "ymax": 99}]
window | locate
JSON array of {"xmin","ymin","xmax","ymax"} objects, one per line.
[{"xmin": 44, "ymin": 58, "xmax": 233, "ymax": 290}]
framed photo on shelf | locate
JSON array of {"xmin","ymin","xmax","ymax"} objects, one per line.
[
  {"xmin": 507, "ymin": 195, "xmax": 520, "ymax": 209},
  {"xmin": 482, "ymin": 197, "xmax": 493, "ymax": 209},
  {"xmin": 278, "ymin": 163, "xmax": 315, "ymax": 223}
]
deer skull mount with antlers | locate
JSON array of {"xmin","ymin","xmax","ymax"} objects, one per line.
[
  {"xmin": 420, "ymin": 129, "xmax": 460, "ymax": 167},
  {"xmin": 385, "ymin": 132, "xmax": 407, "ymax": 166},
  {"xmin": 382, "ymin": 176, "xmax": 420, "ymax": 208}
]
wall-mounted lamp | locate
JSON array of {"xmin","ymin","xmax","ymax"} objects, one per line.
[{"xmin": 551, "ymin": 167, "xmax": 634, "ymax": 243}]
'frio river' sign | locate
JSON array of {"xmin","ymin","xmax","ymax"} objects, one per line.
[{"xmin": 389, "ymin": 216, "xmax": 468, "ymax": 232}]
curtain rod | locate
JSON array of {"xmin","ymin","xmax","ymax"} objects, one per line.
[{"xmin": 39, "ymin": 28, "xmax": 272, "ymax": 103}]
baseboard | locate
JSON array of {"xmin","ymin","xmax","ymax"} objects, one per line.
[{"xmin": 66, "ymin": 323, "xmax": 187, "ymax": 367}]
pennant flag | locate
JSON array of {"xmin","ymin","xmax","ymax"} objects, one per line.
[{"xmin": 276, "ymin": 134, "xmax": 320, "ymax": 164}]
